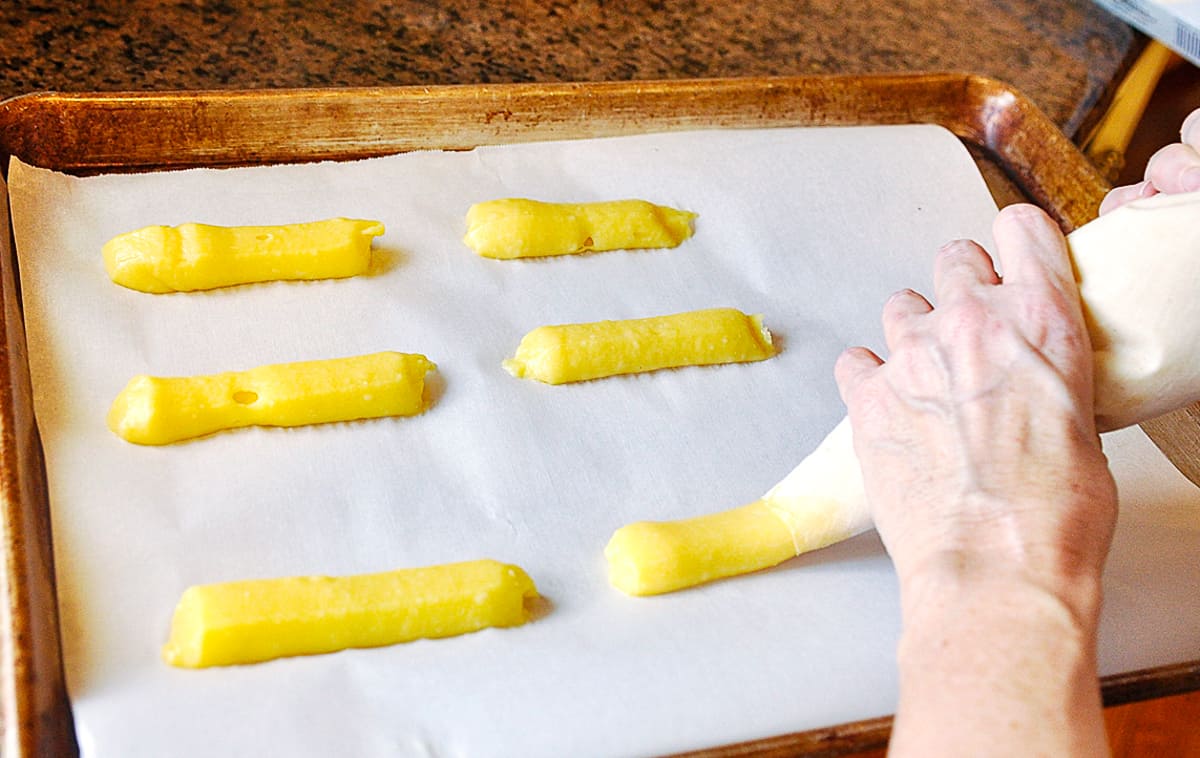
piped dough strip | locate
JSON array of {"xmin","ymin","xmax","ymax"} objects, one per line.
[
  {"xmin": 103, "ymin": 217, "xmax": 385, "ymax": 292},
  {"xmin": 162, "ymin": 559, "xmax": 540, "ymax": 668},
  {"xmin": 606, "ymin": 418, "xmax": 869, "ymax": 596},
  {"xmin": 108, "ymin": 351, "xmax": 436, "ymax": 445},
  {"xmin": 607, "ymin": 190, "xmax": 1200, "ymax": 596},
  {"xmin": 504, "ymin": 307, "xmax": 775, "ymax": 384},
  {"xmin": 463, "ymin": 198, "xmax": 696, "ymax": 259}
]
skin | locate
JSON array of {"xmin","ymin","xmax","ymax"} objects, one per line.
[
  {"xmin": 833, "ymin": 107, "xmax": 1200, "ymax": 756},
  {"xmin": 1100, "ymin": 107, "xmax": 1200, "ymax": 213}
]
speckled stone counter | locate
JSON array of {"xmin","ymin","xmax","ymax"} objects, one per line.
[{"xmin": 0, "ymin": 0, "xmax": 1137, "ymax": 139}]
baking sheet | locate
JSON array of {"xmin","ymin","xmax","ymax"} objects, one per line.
[{"xmin": 7, "ymin": 125, "xmax": 1199, "ymax": 757}]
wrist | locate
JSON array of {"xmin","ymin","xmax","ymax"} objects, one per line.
[
  {"xmin": 891, "ymin": 560, "xmax": 1107, "ymax": 756},
  {"xmin": 897, "ymin": 547, "xmax": 1105, "ymax": 634}
]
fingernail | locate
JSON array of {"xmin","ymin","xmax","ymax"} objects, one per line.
[{"xmin": 1184, "ymin": 167, "xmax": 1200, "ymax": 192}]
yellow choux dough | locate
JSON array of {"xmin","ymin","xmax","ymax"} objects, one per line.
[
  {"xmin": 463, "ymin": 198, "xmax": 696, "ymax": 259},
  {"xmin": 103, "ymin": 217, "xmax": 384, "ymax": 292},
  {"xmin": 504, "ymin": 307, "xmax": 775, "ymax": 384},
  {"xmin": 606, "ymin": 418, "xmax": 871, "ymax": 596},
  {"xmin": 162, "ymin": 559, "xmax": 540, "ymax": 668},
  {"xmin": 108, "ymin": 351, "xmax": 435, "ymax": 445},
  {"xmin": 605, "ymin": 501, "xmax": 797, "ymax": 596}
]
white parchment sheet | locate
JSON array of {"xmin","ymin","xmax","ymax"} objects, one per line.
[{"xmin": 8, "ymin": 125, "xmax": 1200, "ymax": 757}]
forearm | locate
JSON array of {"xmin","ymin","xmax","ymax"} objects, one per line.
[{"xmin": 889, "ymin": 565, "xmax": 1107, "ymax": 757}]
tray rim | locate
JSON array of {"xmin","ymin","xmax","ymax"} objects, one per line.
[
  {"xmin": 0, "ymin": 72, "xmax": 1109, "ymax": 227},
  {"xmin": 0, "ymin": 73, "xmax": 1196, "ymax": 758}
]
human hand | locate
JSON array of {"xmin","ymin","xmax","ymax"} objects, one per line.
[
  {"xmin": 833, "ymin": 204, "xmax": 1117, "ymax": 618},
  {"xmin": 1100, "ymin": 107, "xmax": 1200, "ymax": 214}
]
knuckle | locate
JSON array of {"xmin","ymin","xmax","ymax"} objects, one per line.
[
  {"xmin": 936, "ymin": 238, "xmax": 979, "ymax": 261},
  {"xmin": 937, "ymin": 297, "xmax": 993, "ymax": 338},
  {"xmin": 843, "ymin": 374, "xmax": 891, "ymax": 418}
]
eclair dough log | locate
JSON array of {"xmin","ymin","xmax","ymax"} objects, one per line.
[
  {"xmin": 162, "ymin": 559, "xmax": 540, "ymax": 668},
  {"xmin": 103, "ymin": 217, "xmax": 384, "ymax": 292},
  {"xmin": 504, "ymin": 307, "xmax": 775, "ymax": 384},
  {"xmin": 463, "ymin": 198, "xmax": 696, "ymax": 259},
  {"xmin": 607, "ymin": 190, "xmax": 1200, "ymax": 596},
  {"xmin": 606, "ymin": 419, "xmax": 868, "ymax": 595},
  {"xmin": 606, "ymin": 501, "xmax": 797, "ymax": 596},
  {"xmin": 108, "ymin": 351, "xmax": 435, "ymax": 445}
]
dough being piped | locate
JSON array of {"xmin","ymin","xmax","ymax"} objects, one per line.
[
  {"xmin": 608, "ymin": 191, "xmax": 1200, "ymax": 595},
  {"xmin": 607, "ymin": 418, "xmax": 864, "ymax": 595}
]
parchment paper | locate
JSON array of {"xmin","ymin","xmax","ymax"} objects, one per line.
[{"xmin": 7, "ymin": 125, "xmax": 1200, "ymax": 757}]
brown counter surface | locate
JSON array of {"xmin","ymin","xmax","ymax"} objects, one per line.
[{"xmin": 1, "ymin": 0, "xmax": 1139, "ymax": 139}]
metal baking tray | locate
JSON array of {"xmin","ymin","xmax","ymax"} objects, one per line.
[{"xmin": 2, "ymin": 74, "xmax": 1197, "ymax": 757}]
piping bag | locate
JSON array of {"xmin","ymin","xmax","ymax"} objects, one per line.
[{"xmin": 606, "ymin": 190, "xmax": 1200, "ymax": 595}]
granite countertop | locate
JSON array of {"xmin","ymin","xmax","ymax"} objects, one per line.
[{"xmin": 0, "ymin": 0, "xmax": 1137, "ymax": 140}]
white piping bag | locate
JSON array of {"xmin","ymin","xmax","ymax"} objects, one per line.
[{"xmin": 606, "ymin": 190, "xmax": 1200, "ymax": 595}]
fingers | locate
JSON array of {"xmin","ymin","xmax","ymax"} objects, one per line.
[
  {"xmin": 1144, "ymin": 142, "xmax": 1200, "ymax": 195},
  {"xmin": 1144, "ymin": 107, "xmax": 1200, "ymax": 193},
  {"xmin": 932, "ymin": 238, "xmax": 999, "ymax": 304},
  {"xmin": 1099, "ymin": 179, "xmax": 1157, "ymax": 215},
  {"xmin": 881, "ymin": 288, "xmax": 933, "ymax": 349},
  {"xmin": 834, "ymin": 346, "xmax": 883, "ymax": 404},
  {"xmin": 989, "ymin": 204, "xmax": 1073, "ymax": 290},
  {"xmin": 1182, "ymin": 107, "xmax": 1200, "ymax": 147},
  {"xmin": 840, "ymin": 203, "xmax": 1074, "ymax": 404},
  {"xmin": 1141, "ymin": 106, "xmax": 1200, "ymax": 194},
  {"xmin": 839, "ymin": 290, "xmax": 930, "ymax": 407},
  {"xmin": 1099, "ymin": 108, "xmax": 1200, "ymax": 214}
]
